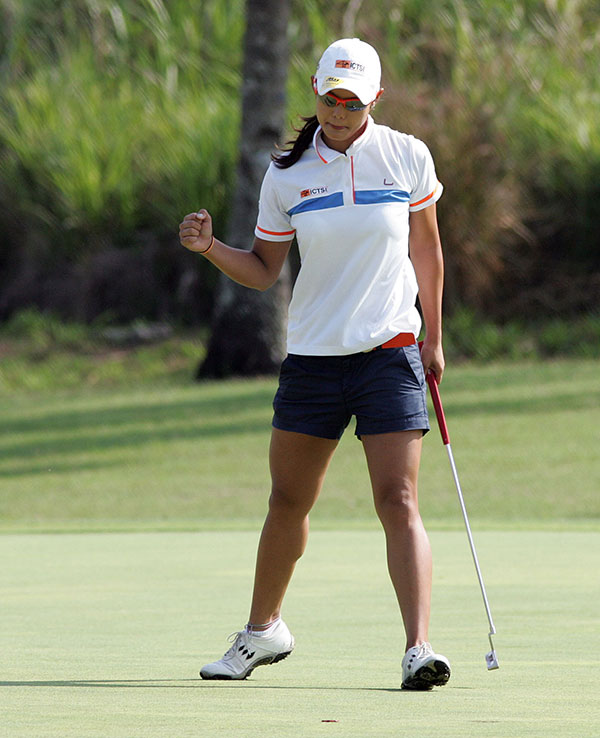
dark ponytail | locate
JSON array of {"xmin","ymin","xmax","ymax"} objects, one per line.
[{"xmin": 272, "ymin": 115, "xmax": 319, "ymax": 169}]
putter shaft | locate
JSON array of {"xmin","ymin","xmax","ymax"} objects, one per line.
[
  {"xmin": 444, "ymin": 442, "xmax": 496, "ymax": 638},
  {"xmin": 424, "ymin": 368, "xmax": 499, "ymax": 668}
]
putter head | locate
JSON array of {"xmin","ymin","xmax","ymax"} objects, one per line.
[{"xmin": 486, "ymin": 650, "xmax": 500, "ymax": 670}]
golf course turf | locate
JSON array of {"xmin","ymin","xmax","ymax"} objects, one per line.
[
  {"xmin": 1, "ymin": 530, "xmax": 599, "ymax": 737},
  {"xmin": 1, "ymin": 359, "xmax": 599, "ymax": 736}
]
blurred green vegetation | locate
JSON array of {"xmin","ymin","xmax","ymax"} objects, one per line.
[
  {"xmin": 0, "ymin": 308, "xmax": 206, "ymax": 392},
  {"xmin": 1, "ymin": 307, "xmax": 598, "ymax": 394},
  {"xmin": 0, "ymin": 0, "xmax": 599, "ymax": 326},
  {"xmin": 0, "ymin": 0, "xmax": 243, "ymax": 243}
]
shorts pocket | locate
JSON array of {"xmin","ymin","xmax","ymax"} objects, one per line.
[{"xmin": 400, "ymin": 344, "xmax": 426, "ymax": 389}]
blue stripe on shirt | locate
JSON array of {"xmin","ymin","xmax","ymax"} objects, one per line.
[
  {"xmin": 354, "ymin": 189, "xmax": 410, "ymax": 205},
  {"xmin": 287, "ymin": 192, "xmax": 344, "ymax": 216}
]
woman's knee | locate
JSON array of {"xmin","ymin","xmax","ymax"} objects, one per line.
[
  {"xmin": 374, "ymin": 483, "xmax": 420, "ymax": 525},
  {"xmin": 268, "ymin": 485, "xmax": 313, "ymax": 519}
]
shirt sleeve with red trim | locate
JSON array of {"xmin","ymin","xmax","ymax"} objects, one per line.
[
  {"xmin": 254, "ymin": 163, "xmax": 296, "ymax": 242},
  {"xmin": 407, "ymin": 137, "xmax": 443, "ymax": 212}
]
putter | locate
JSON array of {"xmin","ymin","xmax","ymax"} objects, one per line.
[{"xmin": 424, "ymin": 363, "xmax": 499, "ymax": 670}]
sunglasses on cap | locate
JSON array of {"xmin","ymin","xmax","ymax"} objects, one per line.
[
  {"xmin": 316, "ymin": 90, "xmax": 369, "ymax": 111},
  {"xmin": 311, "ymin": 76, "xmax": 376, "ymax": 111}
]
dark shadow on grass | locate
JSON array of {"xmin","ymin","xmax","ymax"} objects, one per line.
[
  {"xmin": 0, "ymin": 388, "xmax": 277, "ymax": 466},
  {"xmin": 3, "ymin": 389, "xmax": 598, "ymax": 467},
  {"xmin": 1, "ymin": 386, "xmax": 277, "ymax": 436},
  {"xmin": 3, "ymin": 377, "xmax": 596, "ymax": 473},
  {"xmin": 0, "ymin": 678, "xmax": 412, "ymax": 693},
  {"xmin": 4, "ymin": 385, "xmax": 598, "ymax": 443},
  {"xmin": 0, "ymin": 418, "xmax": 271, "ymax": 465},
  {"xmin": 0, "ymin": 459, "xmax": 123, "ymax": 478},
  {"xmin": 443, "ymin": 390, "xmax": 599, "ymax": 418}
]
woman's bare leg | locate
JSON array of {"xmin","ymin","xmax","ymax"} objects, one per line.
[
  {"xmin": 248, "ymin": 428, "xmax": 338, "ymax": 625},
  {"xmin": 361, "ymin": 430, "xmax": 432, "ymax": 651}
]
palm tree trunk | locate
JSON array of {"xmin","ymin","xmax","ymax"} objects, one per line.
[{"xmin": 198, "ymin": 0, "xmax": 291, "ymax": 378}]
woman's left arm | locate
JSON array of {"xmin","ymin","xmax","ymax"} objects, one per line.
[{"xmin": 409, "ymin": 203, "xmax": 445, "ymax": 381}]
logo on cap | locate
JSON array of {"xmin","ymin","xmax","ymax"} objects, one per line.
[{"xmin": 335, "ymin": 59, "xmax": 365, "ymax": 73}]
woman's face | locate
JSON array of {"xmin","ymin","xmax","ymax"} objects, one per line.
[{"xmin": 315, "ymin": 86, "xmax": 377, "ymax": 153}]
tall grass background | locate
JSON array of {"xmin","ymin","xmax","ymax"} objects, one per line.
[{"xmin": 0, "ymin": 0, "xmax": 599, "ymax": 328}]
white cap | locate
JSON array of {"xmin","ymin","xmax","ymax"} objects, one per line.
[{"xmin": 314, "ymin": 38, "xmax": 381, "ymax": 105}]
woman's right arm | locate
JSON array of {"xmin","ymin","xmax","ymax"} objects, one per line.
[{"xmin": 179, "ymin": 209, "xmax": 293, "ymax": 292}]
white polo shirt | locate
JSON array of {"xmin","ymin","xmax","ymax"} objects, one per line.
[{"xmin": 255, "ymin": 116, "xmax": 443, "ymax": 355}]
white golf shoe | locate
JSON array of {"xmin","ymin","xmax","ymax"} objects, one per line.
[
  {"xmin": 200, "ymin": 620, "xmax": 295, "ymax": 680},
  {"xmin": 401, "ymin": 642, "xmax": 451, "ymax": 690}
]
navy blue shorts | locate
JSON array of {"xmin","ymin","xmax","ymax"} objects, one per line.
[{"xmin": 272, "ymin": 344, "xmax": 430, "ymax": 440}]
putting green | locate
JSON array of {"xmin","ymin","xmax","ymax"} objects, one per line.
[{"xmin": 1, "ymin": 530, "xmax": 598, "ymax": 737}]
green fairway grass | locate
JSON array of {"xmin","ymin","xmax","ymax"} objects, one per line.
[
  {"xmin": 1, "ymin": 358, "xmax": 599, "ymax": 531},
  {"xmin": 1, "ymin": 530, "xmax": 599, "ymax": 738}
]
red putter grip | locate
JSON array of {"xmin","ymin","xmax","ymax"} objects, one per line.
[
  {"xmin": 426, "ymin": 371, "xmax": 450, "ymax": 445},
  {"xmin": 418, "ymin": 342, "xmax": 450, "ymax": 445}
]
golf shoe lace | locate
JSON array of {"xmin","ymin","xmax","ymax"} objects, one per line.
[
  {"xmin": 415, "ymin": 642, "xmax": 433, "ymax": 659},
  {"xmin": 222, "ymin": 631, "xmax": 245, "ymax": 660}
]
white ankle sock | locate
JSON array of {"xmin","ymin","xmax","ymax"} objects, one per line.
[{"xmin": 246, "ymin": 618, "xmax": 280, "ymax": 637}]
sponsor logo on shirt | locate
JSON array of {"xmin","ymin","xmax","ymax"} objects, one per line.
[
  {"xmin": 301, "ymin": 186, "xmax": 329, "ymax": 198},
  {"xmin": 335, "ymin": 59, "xmax": 365, "ymax": 73}
]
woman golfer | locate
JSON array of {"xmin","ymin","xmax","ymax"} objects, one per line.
[{"xmin": 179, "ymin": 38, "xmax": 450, "ymax": 690}]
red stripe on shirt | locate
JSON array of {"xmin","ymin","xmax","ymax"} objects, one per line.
[
  {"xmin": 409, "ymin": 185, "xmax": 438, "ymax": 209},
  {"xmin": 256, "ymin": 226, "xmax": 296, "ymax": 236},
  {"xmin": 315, "ymin": 136, "xmax": 328, "ymax": 164}
]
